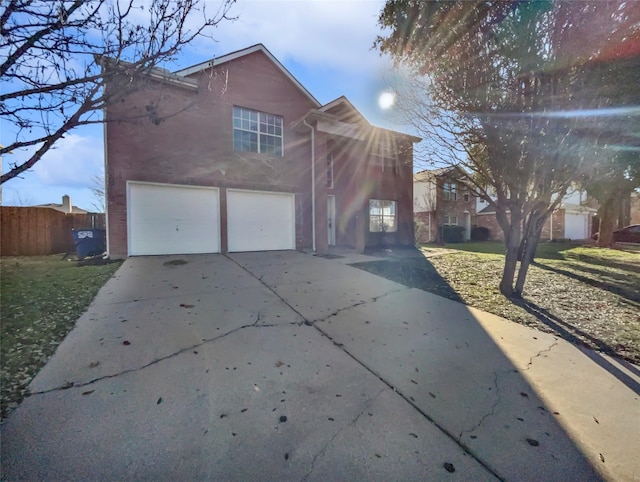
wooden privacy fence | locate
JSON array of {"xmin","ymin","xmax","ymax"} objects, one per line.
[{"xmin": 0, "ymin": 207, "xmax": 105, "ymax": 256}]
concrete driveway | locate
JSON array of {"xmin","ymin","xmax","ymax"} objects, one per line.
[{"xmin": 1, "ymin": 251, "xmax": 638, "ymax": 481}]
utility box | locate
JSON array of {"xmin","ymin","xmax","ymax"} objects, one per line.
[{"xmin": 71, "ymin": 228, "xmax": 106, "ymax": 258}]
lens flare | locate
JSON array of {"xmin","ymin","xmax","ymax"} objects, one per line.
[{"xmin": 378, "ymin": 91, "xmax": 395, "ymax": 110}]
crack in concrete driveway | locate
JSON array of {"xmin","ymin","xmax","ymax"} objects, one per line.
[{"xmin": 28, "ymin": 313, "xmax": 290, "ymax": 396}]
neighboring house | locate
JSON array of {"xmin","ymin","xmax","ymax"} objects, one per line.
[
  {"xmin": 34, "ymin": 195, "xmax": 90, "ymax": 214},
  {"xmin": 476, "ymin": 185, "xmax": 597, "ymax": 241},
  {"xmin": 414, "ymin": 167, "xmax": 596, "ymax": 243},
  {"xmin": 413, "ymin": 167, "xmax": 476, "ymax": 243},
  {"xmin": 104, "ymin": 44, "xmax": 419, "ymax": 258}
]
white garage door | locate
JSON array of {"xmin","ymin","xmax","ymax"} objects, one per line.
[
  {"xmin": 128, "ymin": 182, "xmax": 220, "ymax": 255},
  {"xmin": 565, "ymin": 212, "xmax": 588, "ymax": 240},
  {"xmin": 227, "ymin": 189, "xmax": 295, "ymax": 252}
]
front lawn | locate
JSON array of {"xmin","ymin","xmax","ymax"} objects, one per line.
[
  {"xmin": 1, "ymin": 255, "xmax": 122, "ymax": 419},
  {"xmin": 353, "ymin": 243, "xmax": 640, "ymax": 364}
]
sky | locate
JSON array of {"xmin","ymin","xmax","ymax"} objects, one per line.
[{"xmin": 1, "ymin": 0, "xmax": 412, "ymax": 211}]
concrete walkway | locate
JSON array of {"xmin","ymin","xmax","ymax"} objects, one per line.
[{"xmin": 1, "ymin": 251, "xmax": 638, "ymax": 481}]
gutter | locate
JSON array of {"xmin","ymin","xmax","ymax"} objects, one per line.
[{"xmin": 302, "ymin": 119, "xmax": 316, "ymax": 252}]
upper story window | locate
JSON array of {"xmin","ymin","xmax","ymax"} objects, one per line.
[
  {"xmin": 371, "ymin": 143, "xmax": 397, "ymax": 170},
  {"xmin": 443, "ymin": 181, "xmax": 457, "ymax": 201},
  {"xmin": 233, "ymin": 106, "xmax": 283, "ymax": 156},
  {"xmin": 327, "ymin": 154, "xmax": 334, "ymax": 189},
  {"xmin": 463, "ymin": 190, "xmax": 470, "ymax": 202}
]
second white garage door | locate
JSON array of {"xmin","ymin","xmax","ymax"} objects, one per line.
[{"xmin": 227, "ymin": 189, "xmax": 295, "ymax": 252}]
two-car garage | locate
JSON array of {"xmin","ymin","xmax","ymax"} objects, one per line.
[{"xmin": 127, "ymin": 182, "xmax": 295, "ymax": 256}]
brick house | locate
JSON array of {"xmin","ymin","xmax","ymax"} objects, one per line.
[
  {"xmin": 476, "ymin": 186, "xmax": 597, "ymax": 241},
  {"xmin": 415, "ymin": 167, "xmax": 596, "ymax": 243},
  {"xmin": 413, "ymin": 167, "xmax": 476, "ymax": 243},
  {"xmin": 104, "ymin": 44, "xmax": 419, "ymax": 258}
]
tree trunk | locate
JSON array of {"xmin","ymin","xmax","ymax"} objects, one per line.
[
  {"xmin": 597, "ymin": 197, "xmax": 616, "ymax": 247},
  {"xmin": 514, "ymin": 220, "xmax": 544, "ymax": 296},
  {"xmin": 498, "ymin": 209, "xmax": 522, "ymax": 297}
]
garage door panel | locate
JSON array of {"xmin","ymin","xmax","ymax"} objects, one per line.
[
  {"xmin": 227, "ymin": 190, "xmax": 295, "ymax": 252},
  {"xmin": 565, "ymin": 212, "xmax": 588, "ymax": 240},
  {"xmin": 128, "ymin": 183, "xmax": 220, "ymax": 256}
]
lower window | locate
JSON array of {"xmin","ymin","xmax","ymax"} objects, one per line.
[
  {"xmin": 444, "ymin": 215, "xmax": 458, "ymax": 226},
  {"xmin": 369, "ymin": 199, "xmax": 397, "ymax": 232}
]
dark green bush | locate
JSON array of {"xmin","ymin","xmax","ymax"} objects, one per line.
[
  {"xmin": 441, "ymin": 225, "xmax": 465, "ymax": 243},
  {"xmin": 471, "ymin": 226, "xmax": 490, "ymax": 241}
]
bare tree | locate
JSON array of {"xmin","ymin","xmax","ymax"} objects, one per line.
[
  {"xmin": 6, "ymin": 190, "xmax": 34, "ymax": 206},
  {"xmin": 377, "ymin": 1, "xmax": 640, "ymax": 296},
  {"xmin": 90, "ymin": 173, "xmax": 105, "ymax": 213},
  {"xmin": 1, "ymin": 0, "xmax": 235, "ymax": 184}
]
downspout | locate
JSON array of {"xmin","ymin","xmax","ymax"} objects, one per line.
[
  {"xmin": 549, "ymin": 212, "xmax": 553, "ymax": 241},
  {"xmin": 302, "ymin": 119, "xmax": 316, "ymax": 252}
]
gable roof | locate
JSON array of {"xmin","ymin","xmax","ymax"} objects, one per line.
[
  {"xmin": 316, "ymin": 96, "xmax": 421, "ymax": 142},
  {"xmin": 174, "ymin": 44, "xmax": 321, "ymax": 108},
  {"xmin": 320, "ymin": 96, "xmax": 368, "ymax": 124},
  {"xmin": 414, "ymin": 167, "xmax": 456, "ymax": 181}
]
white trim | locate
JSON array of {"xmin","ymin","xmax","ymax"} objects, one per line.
[
  {"xmin": 175, "ymin": 44, "xmax": 321, "ymax": 108},
  {"xmin": 126, "ymin": 181, "xmax": 221, "ymax": 256},
  {"xmin": 328, "ymin": 194, "xmax": 336, "ymax": 246},
  {"xmin": 302, "ymin": 119, "xmax": 316, "ymax": 252}
]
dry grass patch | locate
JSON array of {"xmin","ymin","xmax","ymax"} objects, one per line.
[{"xmin": 1, "ymin": 255, "xmax": 122, "ymax": 419}]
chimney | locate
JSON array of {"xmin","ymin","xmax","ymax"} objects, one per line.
[{"xmin": 62, "ymin": 194, "xmax": 71, "ymax": 213}]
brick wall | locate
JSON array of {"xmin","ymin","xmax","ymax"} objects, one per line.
[
  {"xmin": 105, "ymin": 51, "xmax": 318, "ymax": 257},
  {"xmin": 477, "ymin": 209, "xmax": 565, "ymax": 241}
]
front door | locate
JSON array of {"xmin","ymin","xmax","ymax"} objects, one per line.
[
  {"xmin": 327, "ymin": 195, "xmax": 336, "ymax": 246},
  {"xmin": 463, "ymin": 211, "xmax": 471, "ymax": 241}
]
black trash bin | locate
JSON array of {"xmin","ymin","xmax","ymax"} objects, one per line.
[{"xmin": 71, "ymin": 228, "xmax": 106, "ymax": 258}]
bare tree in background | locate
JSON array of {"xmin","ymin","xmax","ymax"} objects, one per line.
[
  {"xmin": 90, "ymin": 173, "xmax": 105, "ymax": 213},
  {"xmin": 1, "ymin": 0, "xmax": 236, "ymax": 184}
]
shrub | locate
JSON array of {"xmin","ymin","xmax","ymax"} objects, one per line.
[
  {"xmin": 441, "ymin": 225, "xmax": 465, "ymax": 243},
  {"xmin": 471, "ymin": 226, "xmax": 490, "ymax": 241}
]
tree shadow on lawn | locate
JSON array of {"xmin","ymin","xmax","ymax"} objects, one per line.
[
  {"xmin": 350, "ymin": 256, "xmax": 464, "ymax": 304},
  {"xmin": 564, "ymin": 250, "xmax": 640, "ymax": 275},
  {"xmin": 533, "ymin": 260, "xmax": 640, "ymax": 305},
  {"xmin": 515, "ymin": 299, "xmax": 640, "ymax": 395}
]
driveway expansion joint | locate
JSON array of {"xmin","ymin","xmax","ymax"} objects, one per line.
[
  {"xmin": 224, "ymin": 254, "xmax": 311, "ymax": 326},
  {"xmin": 302, "ymin": 388, "xmax": 386, "ymax": 481},
  {"xmin": 311, "ymin": 322, "xmax": 504, "ymax": 481}
]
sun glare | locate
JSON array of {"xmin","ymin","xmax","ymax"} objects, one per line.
[{"xmin": 378, "ymin": 91, "xmax": 395, "ymax": 110}]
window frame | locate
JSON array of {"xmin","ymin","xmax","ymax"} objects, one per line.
[
  {"xmin": 232, "ymin": 106, "xmax": 284, "ymax": 156},
  {"xmin": 370, "ymin": 142, "xmax": 397, "ymax": 171},
  {"xmin": 443, "ymin": 181, "xmax": 458, "ymax": 201},
  {"xmin": 327, "ymin": 154, "xmax": 334, "ymax": 189},
  {"xmin": 444, "ymin": 215, "xmax": 458, "ymax": 226},
  {"xmin": 369, "ymin": 199, "xmax": 397, "ymax": 233}
]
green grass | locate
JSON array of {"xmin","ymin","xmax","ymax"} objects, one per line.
[
  {"xmin": 357, "ymin": 243, "xmax": 640, "ymax": 364},
  {"xmin": 1, "ymin": 255, "xmax": 122, "ymax": 418},
  {"xmin": 421, "ymin": 241, "xmax": 584, "ymax": 259}
]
